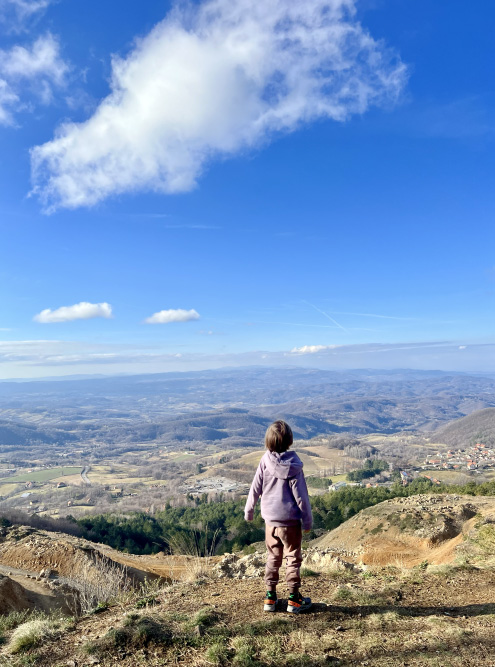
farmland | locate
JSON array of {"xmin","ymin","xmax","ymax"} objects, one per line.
[{"xmin": 0, "ymin": 466, "xmax": 82, "ymax": 485}]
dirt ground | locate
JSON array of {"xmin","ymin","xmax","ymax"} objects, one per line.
[
  {"xmin": 0, "ymin": 570, "xmax": 68, "ymax": 615},
  {"xmin": 4, "ymin": 563, "xmax": 495, "ymax": 666}
]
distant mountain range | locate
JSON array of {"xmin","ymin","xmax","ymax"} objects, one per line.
[{"xmin": 0, "ymin": 368, "xmax": 494, "ymax": 450}]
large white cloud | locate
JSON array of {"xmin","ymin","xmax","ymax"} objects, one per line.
[
  {"xmin": 145, "ymin": 308, "xmax": 200, "ymax": 324},
  {"xmin": 33, "ymin": 301, "xmax": 113, "ymax": 323},
  {"xmin": 0, "ymin": 33, "xmax": 67, "ymax": 124},
  {"xmin": 31, "ymin": 0, "xmax": 407, "ymax": 211}
]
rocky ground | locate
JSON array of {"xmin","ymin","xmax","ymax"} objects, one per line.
[{"xmin": 2, "ymin": 559, "xmax": 495, "ymax": 666}]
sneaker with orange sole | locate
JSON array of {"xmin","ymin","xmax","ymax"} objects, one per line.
[
  {"xmin": 287, "ymin": 592, "xmax": 312, "ymax": 613},
  {"xmin": 263, "ymin": 592, "xmax": 278, "ymax": 612}
]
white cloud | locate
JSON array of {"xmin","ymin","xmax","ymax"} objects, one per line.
[
  {"xmin": 0, "ymin": 33, "xmax": 67, "ymax": 124},
  {"xmin": 144, "ymin": 308, "xmax": 200, "ymax": 324},
  {"xmin": 0, "ymin": 33, "xmax": 66, "ymax": 82},
  {"xmin": 0, "ymin": 0, "xmax": 52, "ymax": 23},
  {"xmin": 31, "ymin": 0, "xmax": 407, "ymax": 211},
  {"xmin": 0, "ymin": 339, "xmax": 186, "ymax": 368},
  {"xmin": 290, "ymin": 344, "xmax": 339, "ymax": 355},
  {"xmin": 33, "ymin": 301, "xmax": 113, "ymax": 323}
]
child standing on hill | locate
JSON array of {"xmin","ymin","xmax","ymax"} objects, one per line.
[{"xmin": 244, "ymin": 420, "xmax": 313, "ymax": 613}]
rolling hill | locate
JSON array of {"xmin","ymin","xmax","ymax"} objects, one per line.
[{"xmin": 434, "ymin": 408, "xmax": 495, "ymax": 448}]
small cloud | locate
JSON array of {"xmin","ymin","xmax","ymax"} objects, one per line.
[
  {"xmin": 0, "ymin": 33, "xmax": 67, "ymax": 82},
  {"xmin": 459, "ymin": 345, "xmax": 467, "ymax": 350},
  {"xmin": 144, "ymin": 308, "xmax": 200, "ymax": 324},
  {"xmin": 33, "ymin": 301, "xmax": 113, "ymax": 323},
  {"xmin": 0, "ymin": 0, "xmax": 53, "ymax": 30},
  {"xmin": 289, "ymin": 344, "xmax": 339, "ymax": 355},
  {"xmin": 0, "ymin": 33, "xmax": 68, "ymax": 124},
  {"xmin": 199, "ymin": 329, "xmax": 214, "ymax": 335}
]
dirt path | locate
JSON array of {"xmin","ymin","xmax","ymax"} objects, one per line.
[
  {"xmin": 80, "ymin": 465, "xmax": 91, "ymax": 485},
  {"xmin": 0, "ymin": 563, "xmax": 70, "ymax": 614},
  {"xmin": 98, "ymin": 548, "xmax": 222, "ymax": 580}
]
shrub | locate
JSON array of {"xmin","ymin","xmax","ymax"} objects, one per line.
[
  {"xmin": 0, "ymin": 610, "xmax": 31, "ymax": 634},
  {"xmin": 370, "ymin": 522, "xmax": 384, "ymax": 535}
]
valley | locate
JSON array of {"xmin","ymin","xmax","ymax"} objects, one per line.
[{"xmin": 1, "ymin": 368, "xmax": 495, "ymax": 518}]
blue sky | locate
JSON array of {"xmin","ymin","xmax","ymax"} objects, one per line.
[{"xmin": 0, "ymin": 0, "xmax": 494, "ymax": 378}]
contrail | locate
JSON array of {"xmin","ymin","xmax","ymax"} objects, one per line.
[
  {"xmin": 303, "ymin": 301, "xmax": 350, "ymax": 334},
  {"xmin": 329, "ymin": 310, "xmax": 417, "ymax": 321}
]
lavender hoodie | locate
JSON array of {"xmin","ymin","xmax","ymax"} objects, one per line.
[{"xmin": 244, "ymin": 450, "xmax": 313, "ymax": 531}]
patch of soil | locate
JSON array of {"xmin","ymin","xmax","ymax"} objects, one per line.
[{"xmin": 0, "ymin": 575, "xmax": 30, "ymax": 614}]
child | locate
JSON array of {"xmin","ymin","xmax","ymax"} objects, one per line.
[{"xmin": 244, "ymin": 420, "xmax": 313, "ymax": 613}]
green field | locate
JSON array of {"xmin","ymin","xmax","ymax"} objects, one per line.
[{"xmin": 0, "ymin": 467, "xmax": 82, "ymax": 485}]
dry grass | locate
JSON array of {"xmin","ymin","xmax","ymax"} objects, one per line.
[
  {"xmin": 8, "ymin": 617, "xmax": 68, "ymax": 654},
  {"xmin": 167, "ymin": 525, "xmax": 220, "ymax": 583},
  {"xmin": 4, "ymin": 557, "xmax": 495, "ymax": 666},
  {"xmin": 65, "ymin": 552, "xmax": 132, "ymax": 616}
]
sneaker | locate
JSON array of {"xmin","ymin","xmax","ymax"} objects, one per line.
[
  {"xmin": 263, "ymin": 592, "xmax": 278, "ymax": 612},
  {"xmin": 287, "ymin": 592, "xmax": 312, "ymax": 614}
]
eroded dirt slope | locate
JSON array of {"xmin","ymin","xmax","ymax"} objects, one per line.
[
  {"xmin": 0, "ymin": 524, "xmax": 219, "ymax": 589},
  {"xmin": 313, "ymin": 493, "xmax": 495, "ymax": 566}
]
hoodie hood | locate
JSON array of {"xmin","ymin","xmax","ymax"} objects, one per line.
[{"xmin": 263, "ymin": 450, "xmax": 303, "ymax": 480}]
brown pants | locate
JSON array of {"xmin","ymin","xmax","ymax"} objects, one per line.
[{"xmin": 265, "ymin": 524, "xmax": 302, "ymax": 593}]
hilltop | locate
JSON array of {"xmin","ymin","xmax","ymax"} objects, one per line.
[
  {"xmin": 2, "ymin": 493, "xmax": 495, "ymax": 664},
  {"xmin": 2, "ymin": 561, "xmax": 495, "ymax": 667}
]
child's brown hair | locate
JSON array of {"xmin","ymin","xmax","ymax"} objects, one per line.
[{"xmin": 265, "ymin": 420, "xmax": 293, "ymax": 453}]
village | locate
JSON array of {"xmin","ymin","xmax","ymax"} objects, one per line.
[
  {"xmin": 328, "ymin": 443, "xmax": 494, "ymax": 493},
  {"xmin": 423, "ymin": 442, "xmax": 494, "ymax": 471}
]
